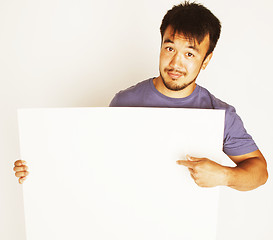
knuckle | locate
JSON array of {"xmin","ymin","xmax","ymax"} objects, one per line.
[
  {"xmin": 195, "ymin": 163, "xmax": 201, "ymax": 170},
  {"xmin": 15, "ymin": 171, "xmax": 28, "ymax": 177},
  {"xmin": 14, "ymin": 167, "xmax": 23, "ymax": 172},
  {"xmin": 15, "ymin": 160, "xmax": 27, "ymax": 167},
  {"xmin": 195, "ymin": 179, "xmax": 201, "ymax": 186},
  {"xmin": 15, "ymin": 160, "xmax": 23, "ymax": 166},
  {"xmin": 195, "ymin": 180, "xmax": 205, "ymax": 187}
]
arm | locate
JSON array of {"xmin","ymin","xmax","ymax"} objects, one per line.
[
  {"xmin": 225, "ymin": 150, "xmax": 268, "ymax": 191},
  {"xmin": 177, "ymin": 150, "xmax": 268, "ymax": 191}
]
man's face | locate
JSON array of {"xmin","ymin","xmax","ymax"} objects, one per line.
[{"xmin": 159, "ymin": 25, "xmax": 212, "ymax": 92}]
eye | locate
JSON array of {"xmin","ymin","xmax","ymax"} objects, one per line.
[
  {"xmin": 186, "ymin": 52, "xmax": 194, "ymax": 58},
  {"xmin": 166, "ymin": 47, "xmax": 174, "ymax": 52}
]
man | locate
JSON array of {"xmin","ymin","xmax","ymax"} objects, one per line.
[{"xmin": 14, "ymin": 2, "xmax": 268, "ymax": 190}]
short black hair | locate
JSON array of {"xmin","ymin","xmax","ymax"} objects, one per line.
[{"xmin": 160, "ymin": 1, "xmax": 221, "ymax": 57}]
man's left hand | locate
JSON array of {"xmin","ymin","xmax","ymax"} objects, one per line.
[{"xmin": 176, "ymin": 155, "xmax": 229, "ymax": 188}]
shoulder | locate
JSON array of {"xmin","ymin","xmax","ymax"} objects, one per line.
[
  {"xmin": 109, "ymin": 79, "xmax": 152, "ymax": 107},
  {"xmin": 198, "ymin": 86, "xmax": 258, "ymax": 155},
  {"xmin": 197, "ymin": 85, "xmax": 235, "ymax": 112},
  {"xmin": 199, "ymin": 87, "xmax": 238, "ymax": 126}
]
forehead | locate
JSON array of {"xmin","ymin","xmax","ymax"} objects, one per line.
[{"xmin": 162, "ymin": 25, "xmax": 210, "ymax": 51}]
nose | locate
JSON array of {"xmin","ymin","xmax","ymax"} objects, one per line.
[{"xmin": 170, "ymin": 53, "xmax": 183, "ymax": 70}]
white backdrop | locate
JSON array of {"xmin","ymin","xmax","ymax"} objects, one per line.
[{"xmin": 0, "ymin": 0, "xmax": 273, "ymax": 240}]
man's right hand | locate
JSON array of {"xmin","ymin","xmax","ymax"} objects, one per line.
[{"xmin": 13, "ymin": 160, "xmax": 29, "ymax": 184}]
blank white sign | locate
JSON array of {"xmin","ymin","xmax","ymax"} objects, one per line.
[{"xmin": 18, "ymin": 107, "xmax": 226, "ymax": 240}]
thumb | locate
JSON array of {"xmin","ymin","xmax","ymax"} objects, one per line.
[{"xmin": 186, "ymin": 155, "xmax": 200, "ymax": 162}]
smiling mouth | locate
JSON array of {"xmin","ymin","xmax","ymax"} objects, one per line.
[{"xmin": 167, "ymin": 71, "xmax": 185, "ymax": 80}]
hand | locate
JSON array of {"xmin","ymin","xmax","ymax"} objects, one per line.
[
  {"xmin": 13, "ymin": 160, "xmax": 29, "ymax": 184},
  {"xmin": 176, "ymin": 155, "xmax": 228, "ymax": 188}
]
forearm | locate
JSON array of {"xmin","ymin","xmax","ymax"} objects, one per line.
[{"xmin": 225, "ymin": 157, "xmax": 268, "ymax": 191}]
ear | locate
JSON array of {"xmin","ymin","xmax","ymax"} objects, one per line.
[{"xmin": 201, "ymin": 52, "xmax": 213, "ymax": 70}]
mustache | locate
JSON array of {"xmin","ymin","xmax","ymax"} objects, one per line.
[{"xmin": 165, "ymin": 68, "xmax": 186, "ymax": 75}]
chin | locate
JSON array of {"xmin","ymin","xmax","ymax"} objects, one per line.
[{"xmin": 164, "ymin": 81, "xmax": 185, "ymax": 91}]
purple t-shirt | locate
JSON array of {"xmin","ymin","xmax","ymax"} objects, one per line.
[{"xmin": 110, "ymin": 78, "xmax": 258, "ymax": 156}]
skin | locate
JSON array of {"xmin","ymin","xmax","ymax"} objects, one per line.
[
  {"xmin": 14, "ymin": 25, "xmax": 268, "ymax": 190},
  {"xmin": 155, "ymin": 25, "xmax": 268, "ymax": 191},
  {"xmin": 154, "ymin": 26, "xmax": 213, "ymax": 98},
  {"xmin": 14, "ymin": 160, "xmax": 29, "ymax": 184}
]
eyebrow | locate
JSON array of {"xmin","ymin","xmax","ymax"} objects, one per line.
[
  {"xmin": 163, "ymin": 38, "xmax": 200, "ymax": 53},
  {"xmin": 188, "ymin": 45, "xmax": 200, "ymax": 53},
  {"xmin": 163, "ymin": 38, "xmax": 174, "ymax": 44}
]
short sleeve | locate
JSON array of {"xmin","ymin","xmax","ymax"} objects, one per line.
[
  {"xmin": 109, "ymin": 94, "xmax": 119, "ymax": 107},
  {"xmin": 223, "ymin": 106, "xmax": 258, "ymax": 156}
]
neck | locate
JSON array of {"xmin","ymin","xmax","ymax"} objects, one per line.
[{"xmin": 153, "ymin": 76, "xmax": 197, "ymax": 98}]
